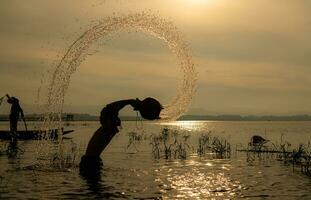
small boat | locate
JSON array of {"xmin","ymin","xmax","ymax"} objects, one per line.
[{"xmin": 0, "ymin": 129, "xmax": 74, "ymax": 140}]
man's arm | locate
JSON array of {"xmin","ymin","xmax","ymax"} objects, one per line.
[
  {"xmin": 100, "ymin": 99, "xmax": 140, "ymax": 126},
  {"xmin": 105, "ymin": 99, "xmax": 140, "ymax": 113},
  {"xmin": 6, "ymin": 94, "xmax": 13, "ymax": 104},
  {"xmin": 19, "ymin": 105, "xmax": 24, "ymax": 119}
]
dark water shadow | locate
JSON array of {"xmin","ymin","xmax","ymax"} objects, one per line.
[{"xmin": 79, "ymin": 161, "xmax": 129, "ymax": 199}]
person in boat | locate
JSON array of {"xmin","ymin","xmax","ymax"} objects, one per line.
[
  {"xmin": 6, "ymin": 94, "xmax": 24, "ymax": 139},
  {"xmin": 79, "ymin": 97, "xmax": 163, "ymax": 177}
]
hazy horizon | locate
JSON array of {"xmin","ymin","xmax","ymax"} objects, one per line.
[{"xmin": 1, "ymin": 102, "xmax": 311, "ymax": 117}]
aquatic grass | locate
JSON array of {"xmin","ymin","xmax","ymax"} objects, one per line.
[
  {"xmin": 269, "ymin": 137, "xmax": 311, "ymax": 173},
  {"xmin": 172, "ymin": 131, "xmax": 192, "ymax": 159},
  {"xmin": 284, "ymin": 144, "xmax": 311, "ymax": 175},
  {"xmin": 149, "ymin": 128, "xmax": 231, "ymax": 160},
  {"xmin": 271, "ymin": 142, "xmax": 311, "ymax": 176},
  {"xmin": 300, "ymin": 145, "xmax": 311, "ymax": 176},
  {"xmin": 211, "ymin": 137, "xmax": 231, "ymax": 159},
  {"xmin": 196, "ymin": 132, "xmax": 231, "ymax": 159},
  {"xmin": 149, "ymin": 128, "xmax": 174, "ymax": 159},
  {"xmin": 0, "ymin": 142, "xmax": 7, "ymax": 156},
  {"xmin": 0, "ymin": 174, "xmax": 11, "ymax": 196},
  {"xmin": 197, "ymin": 132, "xmax": 211, "ymax": 156},
  {"xmin": 237, "ymin": 134, "xmax": 311, "ymax": 177},
  {"xmin": 126, "ymin": 131, "xmax": 147, "ymax": 152},
  {"xmin": 149, "ymin": 128, "xmax": 192, "ymax": 160},
  {"xmin": 149, "ymin": 134, "xmax": 161, "ymax": 159},
  {"xmin": 0, "ymin": 141, "xmax": 25, "ymax": 159},
  {"xmin": 49, "ymin": 140, "xmax": 81, "ymax": 169}
]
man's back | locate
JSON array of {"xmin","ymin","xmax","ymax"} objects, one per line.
[{"xmin": 84, "ymin": 124, "xmax": 119, "ymax": 157}]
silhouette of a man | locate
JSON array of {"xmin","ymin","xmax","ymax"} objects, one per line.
[
  {"xmin": 79, "ymin": 97, "xmax": 162, "ymax": 177},
  {"xmin": 6, "ymin": 94, "xmax": 24, "ymax": 136}
]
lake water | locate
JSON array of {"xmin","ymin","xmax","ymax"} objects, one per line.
[{"xmin": 1, "ymin": 121, "xmax": 311, "ymax": 199}]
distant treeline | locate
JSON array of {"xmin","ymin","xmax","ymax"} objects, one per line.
[
  {"xmin": 1, "ymin": 114, "xmax": 311, "ymax": 121},
  {"xmin": 179, "ymin": 115, "xmax": 311, "ymax": 121},
  {"xmin": 0, "ymin": 114, "xmax": 97, "ymax": 121},
  {"xmin": 0, "ymin": 114, "xmax": 136, "ymax": 121}
]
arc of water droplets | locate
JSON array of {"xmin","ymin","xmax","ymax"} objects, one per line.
[{"xmin": 43, "ymin": 11, "xmax": 197, "ymax": 130}]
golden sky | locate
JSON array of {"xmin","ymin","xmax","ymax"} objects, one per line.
[{"xmin": 0, "ymin": 0, "xmax": 311, "ymax": 115}]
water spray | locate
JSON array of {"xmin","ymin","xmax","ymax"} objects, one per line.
[
  {"xmin": 42, "ymin": 11, "xmax": 197, "ymax": 130},
  {"xmin": 0, "ymin": 96, "xmax": 4, "ymax": 107}
]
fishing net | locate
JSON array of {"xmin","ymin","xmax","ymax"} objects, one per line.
[{"xmin": 0, "ymin": 96, "xmax": 5, "ymax": 107}]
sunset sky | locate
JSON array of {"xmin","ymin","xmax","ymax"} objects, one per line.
[{"xmin": 0, "ymin": 0, "xmax": 311, "ymax": 116}]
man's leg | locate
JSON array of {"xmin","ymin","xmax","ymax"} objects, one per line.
[{"xmin": 10, "ymin": 119, "xmax": 18, "ymax": 142}]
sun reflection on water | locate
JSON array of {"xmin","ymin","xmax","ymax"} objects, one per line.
[
  {"xmin": 155, "ymin": 156, "xmax": 242, "ymax": 199},
  {"xmin": 160, "ymin": 121, "xmax": 207, "ymax": 132}
]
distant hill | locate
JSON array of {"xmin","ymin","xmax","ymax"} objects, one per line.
[{"xmin": 179, "ymin": 115, "xmax": 311, "ymax": 121}]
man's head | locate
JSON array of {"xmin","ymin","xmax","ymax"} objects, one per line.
[{"xmin": 137, "ymin": 97, "xmax": 163, "ymax": 120}]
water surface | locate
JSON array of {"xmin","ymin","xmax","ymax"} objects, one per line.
[{"xmin": 1, "ymin": 121, "xmax": 311, "ymax": 199}]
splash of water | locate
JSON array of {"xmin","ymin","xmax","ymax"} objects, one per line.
[
  {"xmin": 0, "ymin": 96, "xmax": 5, "ymax": 107},
  {"xmin": 43, "ymin": 11, "xmax": 196, "ymax": 127}
]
